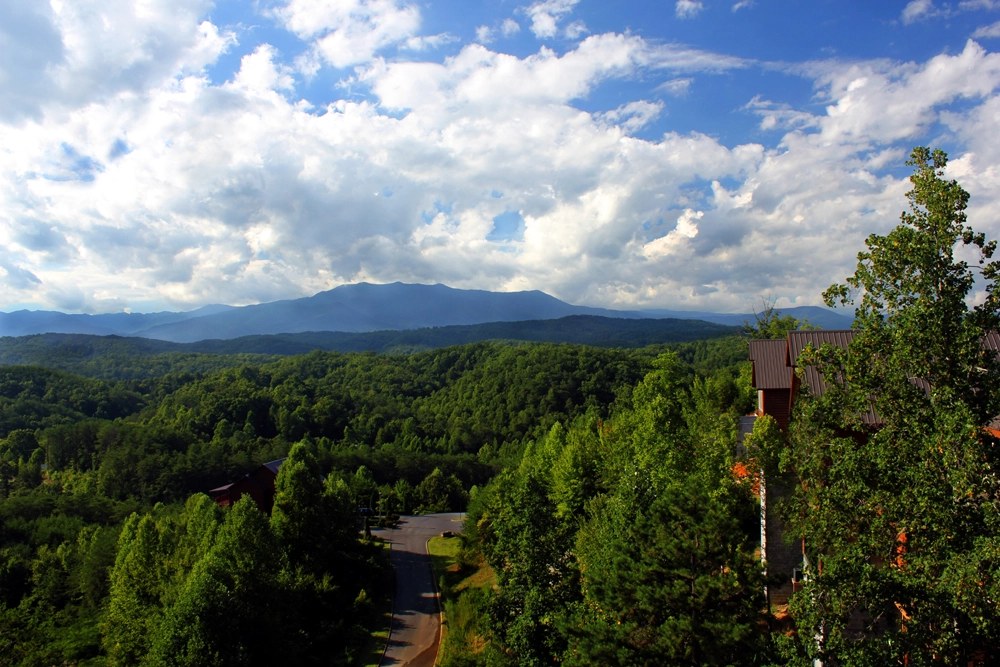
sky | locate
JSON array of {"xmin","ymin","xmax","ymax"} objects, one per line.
[{"xmin": 3, "ymin": 0, "xmax": 1000, "ymax": 315}]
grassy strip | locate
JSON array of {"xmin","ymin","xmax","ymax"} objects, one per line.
[
  {"xmin": 428, "ymin": 536, "xmax": 462, "ymax": 655},
  {"xmin": 362, "ymin": 541, "xmax": 394, "ymax": 667},
  {"xmin": 427, "ymin": 535, "xmax": 495, "ymax": 667}
]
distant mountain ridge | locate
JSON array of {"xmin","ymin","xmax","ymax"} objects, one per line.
[
  {"xmin": 0, "ymin": 282, "xmax": 853, "ymax": 342},
  {"xmin": 0, "ymin": 315, "xmax": 739, "ymax": 376}
]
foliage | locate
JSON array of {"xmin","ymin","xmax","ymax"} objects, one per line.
[
  {"xmin": 777, "ymin": 147, "xmax": 1000, "ymax": 664},
  {"xmin": 743, "ymin": 296, "xmax": 817, "ymax": 340},
  {"xmin": 469, "ymin": 353, "xmax": 769, "ymax": 666},
  {"xmin": 0, "ymin": 317, "xmax": 736, "ymax": 379}
]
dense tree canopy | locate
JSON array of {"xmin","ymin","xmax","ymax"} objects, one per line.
[{"xmin": 775, "ymin": 148, "xmax": 1000, "ymax": 664}]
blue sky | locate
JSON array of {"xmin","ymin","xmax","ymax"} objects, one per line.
[{"xmin": 2, "ymin": 0, "xmax": 1000, "ymax": 314}]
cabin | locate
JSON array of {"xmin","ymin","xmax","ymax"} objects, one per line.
[
  {"xmin": 746, "ymin": 331, "xmax": 858, "ymax": 607},
  {"xmin": 209, "ymin": 458, "xmax": 286, "ymax": 513}
]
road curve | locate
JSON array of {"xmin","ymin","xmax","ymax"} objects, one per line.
[{"xmin": 372, "ymin": 513, "xmax": 464, "ymax": 667}]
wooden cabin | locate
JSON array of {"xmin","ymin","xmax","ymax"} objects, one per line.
[
  {"xmin": 209, "ymin": 458, "xmax": 286, "ymax": 513},
  {"xmin": 747, "ymin": 331, "xmax": 857, "ymax": 607}
]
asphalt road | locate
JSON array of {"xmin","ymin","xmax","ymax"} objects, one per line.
[{"xmin": 372, "ymin": 513, "xmax": 464, "ymax": 667}]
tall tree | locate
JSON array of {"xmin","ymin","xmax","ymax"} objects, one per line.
[
  {"xmin": 568, "ymin": 475, "xmax": 767, "ymax": 667},
  {"xmin": 148, "ymin": 496, "xmax": 285, "ymax": 667},
  {"xmin": 104, "ymin": 514, "xmax": 167, "ymax": 666},
  {"xmin": 779, "ymin": 148, "xmax": 1000, "ymax": 664}
]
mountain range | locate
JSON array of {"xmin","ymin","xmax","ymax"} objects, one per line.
[{"xmin": 0, "ymin": 282, "xmax": 853, "ymax": 343}]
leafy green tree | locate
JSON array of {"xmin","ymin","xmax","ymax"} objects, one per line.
[
  {"xmin": 743, "ymin": 297, "xmax": 813, "ymax": 340},
  {"xmin": 271, "ymin": 442, "xmax": 326, "ymax": 567},
  {"xmin": 1, "ymin": 429, "xmax": 39, "ymax": 462},
  {"xmin": 415, "ymin": 467, "xmax": 468, "ymax": 512},
  {"xmin": 779, "ymin": 147, "xmax": 1000, "ymax": 664},
  {"xmin": 105, "ymin": 514, "xmax": 167, "ymax": 666},
  {"xmin": 568, "ymin": 474, "xmax": 767, "ymax": 667},
  {"xmin": 148, "ymin": 496, "xmax": 285, "ymax": 667}
]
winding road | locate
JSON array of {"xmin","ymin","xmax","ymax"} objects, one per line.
[{"xmin": 372, "ymin": 513, "xmax": 464, "ymax": 667}]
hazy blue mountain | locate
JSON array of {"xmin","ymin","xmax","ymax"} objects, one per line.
[
  {"xmin": 0, "ymin": 282, "xmax": 852, "ymax": 343},
  {"xmin": 641, "ymin": 306, "xmax": 854, "ymax": 331},
  {"xmin": 133, "ymin": 282, "xmax": 646, "ymax": 342},
  {"xmin": 0, "ymin": 303, "xmax": 234, "ymax": 338}
]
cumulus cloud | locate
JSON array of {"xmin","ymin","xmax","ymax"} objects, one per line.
[
  {"xmin": 273, "ymin": 0, "xmax": 421, "ymax": 68},
  {"xmin": 598, "ymin": 101, "xmax": 664, "ymax": 133},
  {"xmin": 522, "ymin": 0, "xmax": 580, "ymax": 39},
  {"xmin": 676, "ymin": 0, "xmax": 705, "ymax": 19},
  {"xmin": 475, "ymin": 25, "xmax": 494, "ymax": 43},
  {"xmin": 0, "ymin": 0, "xmax": 233, "ymax": 122},
  {"xmin": 475, "ymin": 18, "xmax": 521, "ymax": 44},
  {"xmin": 7, "ymin": 3, "xmax": 1000, "ymax": 314}
]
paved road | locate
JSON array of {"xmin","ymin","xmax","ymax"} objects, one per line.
[{"xmin": 372, "ymin": 513, "xmax": 464, "ymax": 667}]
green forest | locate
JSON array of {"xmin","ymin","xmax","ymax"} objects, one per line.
[
  {"xmin": 0, "ymin": 334, "xmax": 749, "ymax": 665},
  {"xmin": 2, "ymin": 148, "xmax": 999, "ymax": 666}
]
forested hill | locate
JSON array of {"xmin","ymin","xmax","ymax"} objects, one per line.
[
  {"xmin": 0, "ymin": 334, "xmax": 752, "ymax": 665},
  {"xmin": 0, "ymin": 315, "xmax": 736, "ymax": 379}
]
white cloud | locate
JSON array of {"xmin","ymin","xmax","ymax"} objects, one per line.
[
  {"xmin": 475, "ymin": 25, "xmax": 493, "ymax": 43},
  {"xmin": 564, "ymin": 20, "xmax": 589, "ymax": 39},
  {"xmin": 902, "ymin": 0, "xmax": 999, "ymax": 24},
  {"xmin": 598, "ymin": 100, "xmax": 664, "ymax": 133},
  {"xmin": 973, "ymin": 20, "xmax": 1000, "ymax": 37},
  {"xmin": 643, "ymin": 209, "xmax": 702, "ymax": 258},
  {"xmin": 676, "ymin": 0, "xmax": 705, "ymax": 19},
  {"xmin": 656, "ymin": 77, "xmax": 694, "ymax": 96},
  {"xmin": 502, "ymin": 18, "xmax": 522, "ymax": 37},
  {"xmin": 0, "ymin": 0, "xmax": 234, "ymax": 122},
  {"xmin": 902, "ymin": 0, "xmax": 936, "ymax": 24},
  {"xmin": 732, "ymin": 0, "xmax": 754, "ymax": 10},
  {"xmin": 404, "ymin": 33, "xmax": 459, "ymax": 51},
  {"xmin": 233, "ymin": 45, "xmax": 296, "ymax": 92},
  {"xmin": 476, "ymin": 18, "xmax": 521, "ymax": 44},
  {"xmin": 522, "ymin": 0, "xmax": 580, "ymax": 39},
  {"xmin": 960, "ymin": 0, "xmax": 1000, "ymax": 9},
  {"xmin": 7, "ymin": 6, "xmax": 1000, "ymax": 315},
  {"xmin": 272, "ymin": 0, "xmax": 421, "ymax": 68}
]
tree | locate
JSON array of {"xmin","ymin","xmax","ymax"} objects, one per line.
[
  {"xmin": 105, "ymin": 514, "xmax": 167, "ymax": 666},
  {"xmin": 744, "ymin": 297, "xmax": 812, "ymax": 340},
  {"xmin": 779, "ymin": 147, "xmax": 1000, "ymax": 664},
  {"xmin": 147, "ymin": 496, "xmax": 285, "ymax": 667},
  {"xmin": 567, "ymin": 475, "xmax": 768, "ymax": 667}
]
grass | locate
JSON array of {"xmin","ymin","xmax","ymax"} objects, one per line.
[
  {"xmin": 428, "ymin": 535, "xmax": 463, "ymax": 658},
  {"xmin": 362, "ymin": 540, "xmax": 394, "ymax": 667},
  {"xmin": 427, "ymin": 535, "xmax": 496, "ymax": 667}
]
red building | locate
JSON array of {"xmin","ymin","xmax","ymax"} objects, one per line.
[
  {"xmin": 209, "ymin": 458, "xmax": 286, "ymax": 513},
  {"xmin": 747, "ymin": 331, "xmax": 858, "ymax": 607}
]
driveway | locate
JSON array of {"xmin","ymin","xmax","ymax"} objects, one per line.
[{"xmin": 372, "ymin": 513, "xmax": 464, "ymax": 667}]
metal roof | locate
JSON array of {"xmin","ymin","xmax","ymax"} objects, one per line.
[
  {"xmin": 748, "ymin": 339, "xmax": 792, "ymax": 389},
  {"xmin": 983, "ymin": 332, "xmax": 1000, "ymax": 354},
  {"xmin": 786, "ymin": 330, "xmax": 855, "ymax": 398},
  {"xmin": 262, "ymin": 458, "xmax": 287, "ymax": 476}
]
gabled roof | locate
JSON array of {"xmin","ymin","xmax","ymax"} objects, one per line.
[
  {"xmin": 748, "ymin": 339, "xmax": 792, "ymax": 390},
  {"xmin": 208, "ymin": 458, "xmax": 286, "ymax": 499},
  {"xmin": 262, "ymin": 458, "xmax": 286, "ymax": 476}
]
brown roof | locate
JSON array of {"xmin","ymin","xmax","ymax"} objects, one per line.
[
  {"xmin": 983, "ymin": 332, "xmax": 1000, "ymax": 354},
  {"xmin": 748, "ymin": 339, "xmax": 792, "ymax": 389},
  {"xmin": 786, "ymin": 330, "xmax": 855, "ymax": 397}
]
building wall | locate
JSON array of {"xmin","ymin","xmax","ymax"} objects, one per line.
[
  {"xmin": 759, "ymin": 388, "xmax": 791, "ymax": 432},
  {"xmin": 762, "ymin": 474, "xmax": 803, "ymax": 607}
]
